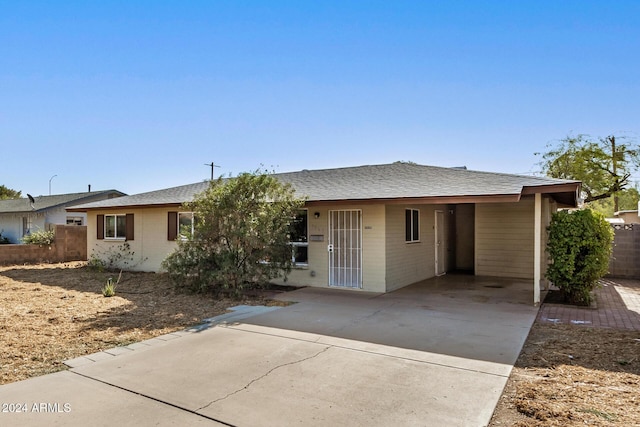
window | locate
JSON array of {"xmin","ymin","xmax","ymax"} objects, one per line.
[
  {"xmin": 22, "ymin": 216, "xmax": 32, "ymax": 237},
  {"xmin": 178, "ymin": 212, "xmax": 195, "ymax": 240},
  {"xmin": 290, "ymin": 211, "xmax": 308, "ymax": 265},
  {"xmin": 105, "ymin": 214, "xmax": 127, "ymax": 239},
  {"xmin": 405, "ymin": 209, "xmax": 420, "ymax": 242},
  {"xmin": 97, "ymin": 213, "xmax": 133, "ymax": 240},
  {"xmin": 168, "ymin": 211, "xmax": 195, "ymax": 241},
  {"xmin": 66, "ymin": 216, "xmax": 83, "ymax": 226}
]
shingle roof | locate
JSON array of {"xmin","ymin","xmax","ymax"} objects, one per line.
[
  {"xmin": 0, "ymin": 190, "xmax": 126, "ymax": 214},
  {"xmin": 69, "ymin": 162, "xmax": 580, "ymax": 210}
]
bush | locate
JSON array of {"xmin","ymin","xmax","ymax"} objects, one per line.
[
  {"xmin": 0, "ymin": 230, "xmax": 10, "ymax": 244},
  {"xmin": 546, "ymin": 209, "xmax": 613, "ymax": 305},
  {"xmin": 21, "ymin": 229, "xmax": 55, "ymax": 245},
  {"xmin": 162, "ymin": 170, "xmax": 305, "ymax": 296}
]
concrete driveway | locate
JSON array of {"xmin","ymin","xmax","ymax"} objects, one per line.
[{"xmin": 0, "ymin": 275, "xmax": 538, "ymax": 427}]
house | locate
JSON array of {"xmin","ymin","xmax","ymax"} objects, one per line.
[
  {"xmin": 613, "ymin": 209, "xmax": 640, "ymax": 224},
  {"xmin": 0, "ymin": 190, "xmax": 125, "ymax": 244},
  {"xmin": 68, "ymin": 162, "xmax": 581, "ymax": 304}
]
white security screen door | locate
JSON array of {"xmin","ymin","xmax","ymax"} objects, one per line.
[{"xmin": 328, "ymin": 210, "xmax": 362, "ymax": 288}]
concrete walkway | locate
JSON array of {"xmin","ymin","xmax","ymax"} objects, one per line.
[{"xmin": 0, "ymin": 275, "xmax": 539, "ymax": 427}]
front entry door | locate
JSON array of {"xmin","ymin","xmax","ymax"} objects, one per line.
[
  {"xmin": 435, "ymin": 210, "xmax": 446, "ymax": 276},
  {"xmin": 328, "ymin": 210, "xmax": 362, "ymax": 288}
]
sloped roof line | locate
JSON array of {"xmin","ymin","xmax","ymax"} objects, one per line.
[
  {"xmin": 68, "ymin": 163, "xmax": 580, "ymax": 211},
  {"xmin": 0, "ymin": 190, "xmax": 125, "ymax": 214}
]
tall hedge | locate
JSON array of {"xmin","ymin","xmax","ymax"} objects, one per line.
[{"xmin": 546, "ymin": 209, "xmax": 613, "ymax": 305}]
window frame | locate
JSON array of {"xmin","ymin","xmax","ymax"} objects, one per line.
[
  {"xmin": 177, "ymin": 212, "xmax": 195, "ymax": 241},
  {"xmin": 405, "ymin": 208, "xmax": 420, "ymax": 243},
  {"xmin": 66, "ymin": 216, "xmax": 83, "ymax": 226},
  {"xmin": 104, "ymin": 214, "xmax": 127, "ymax": 240},
  {"xmin": 289, "ymin": 210, "xmax": 309, "ymax": 266}
]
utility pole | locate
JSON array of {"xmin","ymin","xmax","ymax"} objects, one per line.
[
  {"xmin": 204, "ymin": 162, "xmax": 221, "ymax": 180},
  {"xmin": 610, "ymin": 136, "xmax": 619, "ymax": 213}
]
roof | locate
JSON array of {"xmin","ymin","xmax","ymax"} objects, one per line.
[
  {"xmin": 68, "ymin": 162, "xmax": 581, "ymax": 211},
  {"xmin": 0, "ymin": 190, "xmax": 126, "ymax": 214}
]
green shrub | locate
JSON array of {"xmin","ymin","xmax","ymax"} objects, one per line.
[
  {"xmin": 162, "ymin": 170, "xmax": 305, "ymax": 296},
  {"xmin": 546, "ymin": 209, "xmax": 613, "ymax": 305},
  {"xmin": 21, "ymin": 229, "xmax": 55, "ymax": 245}
]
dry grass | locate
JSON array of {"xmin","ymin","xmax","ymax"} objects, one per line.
[
  {"xmin": 490, "ymin": 324, "xmax": 640, "ymax": 426},
  {"xmin": 0, "ymin": 262, "xmax": 285, "ymax": 385}
]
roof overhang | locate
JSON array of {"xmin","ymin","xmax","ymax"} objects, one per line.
[
  {"xmin": 305, "ymin": 193, "xmax": 521, "ymax": 207},
  {"xmin": 66, "ymin": 203, "xmax": 183, "ymax": 212},
  {"xmin": 521, "ymin": 182, "xmax": 581, "ymax": 208},
  {"xmin": 66, "ymin": 182, "xmax": 582, "ymax": 211}
]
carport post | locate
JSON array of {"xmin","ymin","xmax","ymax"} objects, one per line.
[{"xmin": 533, "ymin": 193, "xmax": 542, "ymax": 305}]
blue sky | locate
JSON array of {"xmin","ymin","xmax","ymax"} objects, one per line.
[{"xmin": 1, "ymin": 1, "xmax": 638, "ymax": 196}]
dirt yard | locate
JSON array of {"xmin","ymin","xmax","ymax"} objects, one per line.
[
  {"xmin": 490, "ymin": 324, "xmax": 640, "ymax": 426},
  {"xmin": 0, "ymin": 262, "xmax": 285, "ymax": 385},
  {"xmin": 2, "ymin": 263, "xmax": 639, "ymax": 425}
]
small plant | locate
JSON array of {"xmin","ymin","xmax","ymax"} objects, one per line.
[
  {"xmin": 0, "ymin": 230, "xmax": 10, "ymax": 244},
  {"xmin": 102, "ymin": 277, "xmax": 116, "ymax": 297},
  {"xmin": 21, "ymin": 229, "xmax": 55, "ymax": 245}
]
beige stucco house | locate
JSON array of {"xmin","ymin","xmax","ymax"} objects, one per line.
[{"xmin": 68, "ymin": 162, "xmax": 581, "ymax": 304}]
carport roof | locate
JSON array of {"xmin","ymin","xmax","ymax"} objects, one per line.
[{"xmin": 68, "ymin": 162, "xmax": 581, "ymax": 211}]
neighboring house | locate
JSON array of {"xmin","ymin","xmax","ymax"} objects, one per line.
[
  {"xmin": 613, "ymin": 210, "xmax": 640, "ymax": 224},
  {"xmin": 68, "ymin": 162, "xmax": 581, "ymax": 304},
  {"xmin": 0, "ymin": 190, "xmax": 125, "ymax": 243}
]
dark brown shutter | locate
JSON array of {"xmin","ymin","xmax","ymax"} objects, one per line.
[
  {"xmin": 168, "ymin": 211, "xmax": 178, "ymax": 241},
  {"xmin": 125, "ymin": 213, "xmax": 134, "ymax": 241},
  {"xmin": 97, "ymin": 214, "xmax": 104, "ymax": 240}
]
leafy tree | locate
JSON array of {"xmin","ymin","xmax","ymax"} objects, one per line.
[
  {"xmin": 538, "ymin": 135, "xmax": 640, "ymax": 212},
  {"xmin": 588, "ymin": 186, "xmax": 639, "ymax": 217},
  {"xmin": 546, "ymin": 209, "xmax": 613, "ymax": 306},
  {"xmin": 162, "ymin": 170, "xmax": 305, "ymax": 295},
  {"xmin": 0, "ymin": 185, "xmax": 21, "ymax": 200}
]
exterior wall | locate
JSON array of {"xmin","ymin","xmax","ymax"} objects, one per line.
[
  {"xmin": 0, "ymin": 225, "xmax": 87, "ymax": 265},
  {"xmin": 608, "ymin": 224, "xmax": 640, "ymax": 279},
  {"xmin": 0, "ymin": 209, "xmax": 86, "ymax": 244},
  {"xmin": 48, "ymin": 207, "xmax": 87, "ymax": 226},
  {"xmin": 0, "ymin": 214, "xmax": 45, "ymax": 244},
  {"xmin": 0, "ymin": 214, "xmax": 23, "ymax": 243},
  {"xmin": 384, "ymin": 204, "xmax": 437, "ymax": 291},
  {"xmin": 475, "ymin": 198, "xmax": 535, "ymax": 279},
  {"xmin": 280, "ymin": 204, "xmax": 387, "ymax": 293},
  {"xmin": 87, "ymin": 207, "xmax": 179, "ymax": 272}
]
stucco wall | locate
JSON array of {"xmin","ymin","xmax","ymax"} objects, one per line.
[
  {"xmin": 87, "ymin": 207, "xmax": 179, "ymax": 272},
  {"xmin": 281, "ymin": 204, "xmax": 386, "ymax": 293},
  {"xmin": 384, "ymin": 204, "xmax": 438, "ymax": 291},
  {"xmin": 475, "ymin": 198, "xmax": 535, "ymax": 279}
]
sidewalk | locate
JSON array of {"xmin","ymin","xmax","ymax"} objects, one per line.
[{"xmin": 537, "ymin": 278, "xmax": 640, "ymax": 331}]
